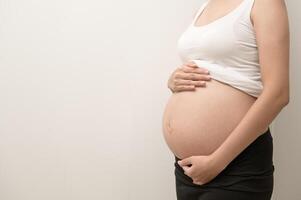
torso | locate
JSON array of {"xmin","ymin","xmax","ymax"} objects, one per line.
[
  {"xmin": 162, "ymin": 0, "xmax": 261, "ymax": 159},
  {"xmin": 162, "ymin": 79, "xmax": 256, "ymax": 159}
]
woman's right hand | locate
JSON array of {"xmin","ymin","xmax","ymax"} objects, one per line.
[{"xmin": 168, "ymin": 61, "xmax": 212, "ymax": 93}]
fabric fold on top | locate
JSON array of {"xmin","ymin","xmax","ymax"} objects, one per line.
[{"xmin": 191, "ymin": 59, "xmax": 263, "ymax": 98}]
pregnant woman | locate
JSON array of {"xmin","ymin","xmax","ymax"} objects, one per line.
[{"xmin": 161, "ymin": 0, "xmax": 290, "ymax": 199}]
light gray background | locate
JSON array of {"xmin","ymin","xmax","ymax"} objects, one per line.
[{"xmin": 0, "ymin": 0, "xmax": 299, "ymax": 199}]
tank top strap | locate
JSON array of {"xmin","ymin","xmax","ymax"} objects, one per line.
[
  {"xmin": 190, "ymin": 0, "xmax": 254, "ymax": 28},
  {"xmin": 242, "ymin": 0, "xmax": 256, "ymax": 15},
  {"xmin": 191, "ymin": 0, "xmax": 210, "ymax": 26},
  {"xmin": 246, "ymin": 0, "xmax": 255, "ymax": 12},
  {"xmin": 235, "ymin": 0, "xmax": 256, "ymax": 26}
]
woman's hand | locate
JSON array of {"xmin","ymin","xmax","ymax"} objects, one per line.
[
  {"xmin": 177, "ymin": 154, "xmax": 227, "ymax": 186},
  {"xmin": 167, "ymin": 61, "xmax": 211, "ymax": 93}
]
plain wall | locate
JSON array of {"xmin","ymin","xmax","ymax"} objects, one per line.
[
  {"xmin": 0, "ymin": 0, "xmax": 299, "ymax": 200},
  {"xmin": 272, "ymin": 1, "xmax": 301, "ymax": 200}
]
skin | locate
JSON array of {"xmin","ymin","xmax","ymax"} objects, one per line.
[
  {"xmin": 167, "ymin": 61, "xmax": 212, "ymax": 93},
  {"xmin": 175, "ymin": 0, "xmax": 290, "ymax": 185}
]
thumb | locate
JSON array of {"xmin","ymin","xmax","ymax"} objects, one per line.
[
  {"xmin": 187, "ymin": 64, "xmax": 198, "ymax": 68},
  {"xmin": 178, "ymin": 156, "xmax": 192, "ymax": 167},
  {"xmin": 186, "ymin": 61, "xmax": 198, "ymax": 67}
]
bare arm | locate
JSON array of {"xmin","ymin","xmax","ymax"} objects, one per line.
[{"xmin": 211, "ymin": 0, "xmax": 290, "ymax": 169}]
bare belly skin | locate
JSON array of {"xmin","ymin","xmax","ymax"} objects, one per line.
[{"xmin": 162, "ymin": 79, "xmax": 258, "ymax": 159}]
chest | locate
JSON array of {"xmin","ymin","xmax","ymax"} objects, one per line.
[{"xmin": 177, "ymin": 18, "xmax": 256, "ymax": 62}]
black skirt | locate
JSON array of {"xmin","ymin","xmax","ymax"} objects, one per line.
[{"xmin": 174, "ymin": 127, "xmax": 274, "ymax": 200}]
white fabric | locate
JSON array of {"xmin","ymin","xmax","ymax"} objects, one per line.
[{"xmin": 177, "ymin": 0, "xmax": 262, "ymax": 97}]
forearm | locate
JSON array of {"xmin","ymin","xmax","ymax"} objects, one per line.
[{"xmin": 211, "ymin": 89, "xmax": 289, "ymax": 170}]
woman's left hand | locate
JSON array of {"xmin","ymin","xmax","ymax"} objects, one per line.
[{"xmin": 177, "ymin": 154, "xmax": 226, "ymax": 186}]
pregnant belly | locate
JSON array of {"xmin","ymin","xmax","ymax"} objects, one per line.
[{"xmin": 162, "ymin": 79, "xmax": 257, "ymax": 159}]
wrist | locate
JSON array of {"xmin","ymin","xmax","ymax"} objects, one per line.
[{"xmin": 209, "ymin": 150, "xmax": 230, "ymax": 172}]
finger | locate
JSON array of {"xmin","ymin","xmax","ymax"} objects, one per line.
[
  {"xmin": 181, "ymin": 65, "xmax": 210, "ymax": 75},
  {"xmin": 177, "ymin": 62, "xmax": 210, "ymax": 75},
  {"xmin": 178, "ymin": 79, "xmax": 207, "ymax": 87},
  {"xmin": 190, "ymin": 67, "xmax": 211, "ymax": 75},
  {"xmin": 185, "ymin": 61, "xmax": 198, "ymax": 67},
  {"xmin": 182, "ymin": 166, "xmax": 190, "ymax": 171},
  {"xmin": 176, "ymin": 64, "xmax": 197, "ymax": 74},
  {"xmin": 178, "ymin": 156, "xmax": 193, "ymax": 166},
  {"xmin": 174, "ymin": 85, "xmax": 196, "ymax": 92},
  {"xmin": 193, "ymin": 180, "xmax": 204, "ymax": 185},
  {"xmin": 174, "ymin": 79, "xmax": 208, "ymax": 87},
  {"xmin": 177, "ymin": 73, "xmax": 211, "ymax": 81},
  {"xmin": 182, "ymin": 166, "xmax": 193, "ymax": 176}
]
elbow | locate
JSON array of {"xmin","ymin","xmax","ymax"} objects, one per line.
[
  {"xmin": 280, "ymin": 95, "xmax": 290, "ymax": 107},
  {"xmin": 262, "ymin": 86, "xmax": 290, "ymax": 107},
  {"xmin": 279, "ymin": 87, "xmax": 290, "ymax": 107},
  {"xmin": 276, "ymin": 91, "xmax": 289, "ymax": 108}
]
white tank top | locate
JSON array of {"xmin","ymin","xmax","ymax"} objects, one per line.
[{"xmin": 177, "ymin": 0, "xmax": 262, "ymax": 98}]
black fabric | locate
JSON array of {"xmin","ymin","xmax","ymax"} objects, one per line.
[{"xmin": 174, "ymin": 127, "xmax": 274, "ymax": 200}]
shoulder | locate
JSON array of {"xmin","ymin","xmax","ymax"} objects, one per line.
[{"xmin": 250, "ymin": 0, "xmax": 288, "ymax": 27}]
